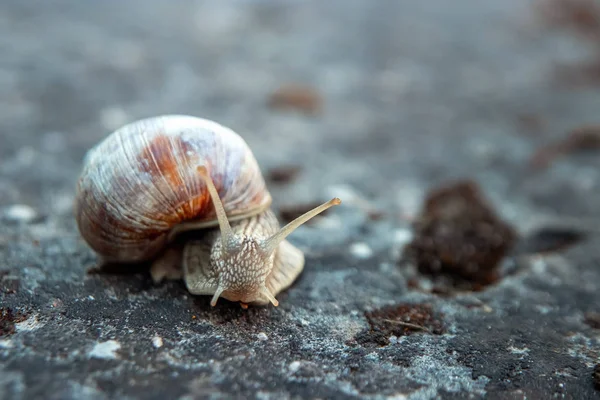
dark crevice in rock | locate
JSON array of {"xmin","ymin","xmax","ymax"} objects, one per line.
[
  {"xmin": 515, "ymin": 227, "xmax": 587, "ymax": 255},
  {"xmin": 0, "ymin": 307, "xmax": 29, "ymax": 336}
]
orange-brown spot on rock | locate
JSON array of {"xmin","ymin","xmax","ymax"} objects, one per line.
[
  {"xmin": 268, "ymin": 84, "xmax": 322, "ymax": 115},
  {"xmin": 402, "ymin": 180, "xmax": 516, "ymax": 291}
]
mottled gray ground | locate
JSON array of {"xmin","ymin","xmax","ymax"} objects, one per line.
[{"xmin": 1, "ymin": 0, "xmax": 600, "ymax": 399}]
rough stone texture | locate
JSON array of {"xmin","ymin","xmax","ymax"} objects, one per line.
[{"xmin": 1, "ymin": 0, "xmax": 600, "ymax": 399}]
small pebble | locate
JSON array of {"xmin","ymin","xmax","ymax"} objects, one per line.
[
  {"xmin": 288, "ymin": 361, "xmax": 302, "ymax": 374},
  {"xmin": 89, "ymin": 340, "xmax": 121, "ymax": 360},
  {"xmin": 508, "ymin": 346, "xmax": 529, "ymax": 355},
  {"xmin": 3, "ymin": 204, "xmax": 38, "ymax": 224},
  {"xmin": 350, "ymin": 242, "xmax": 373, "ymax": 259},
  {"xmin": 257, "ymin": 332, "xmax": 268, "ymax": 341},
  {"xmin": 268, "ymin": 84, "xmax": 322, "ymax": 114},
  {"xmin": 393, "ymin": 229, "xmax": 413, "ymax": 247},
  {"xmin": 152, "ymin": 336, "xmax": 164, "ymax": 349}
]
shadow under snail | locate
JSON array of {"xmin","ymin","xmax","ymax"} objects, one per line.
[{"xmin": 74, "ymin": 115, "xmax": 341, "ymax": 308}]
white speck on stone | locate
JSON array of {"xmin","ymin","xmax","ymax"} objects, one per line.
[
  {"xmin": 88, "ymin": 295, "xmax": 95, "ymax": 301},
  {"xmin": 257, "ymin": 332, "xmax": 268, "ymax": 341},
  {"xmin": 288, "ymin": 361, "xmax": 302, "ymax": 374},
  {"xmin": 350, "ymin": 242, "xmax": 373, "ymax": 259},
  {"xmin": 392, "ymin": 229, "xmax": 413, "ymax": 247},
  {"xmin": 152, "ymin": 336, "xmax": 164, "ymax": 349},
  {"xmin": 89, "ymin": 340, "xmax": 121, "ymax": 360},
  {"xmin": 535, "ymin": 304, "xmax": 553, "ymax": 315},
  {"xmin": 99, "ymin": 106, "xmax": 129, "ymax": 131},
  {"xmin": 3, "ymin": 204, "xmax": 37, "ymax": 223},
  {"xmin": 0, "ymin": 339, "xmax": 13, "ymax": 349},
  {"xmin": 395, "ymin": 183, "xmax": 424, "ymax": 217},
  {"xmin": 299, "ymin": 318, "xmax": 309, "ymax": 326},
  {"xmin": 389, "ymin": 335, "xmax": 399, "ymax": 344},
  {"xmin": 419, "ymin": 279, "xmax": 434, "ymax": 291},
  {"xmin": 15, "ymin": 315, "xmax": 44, "ymax": 332},
  {"xmin": 508, "ymin": 346, "xmax": 530, "ymax": 355},
  {"xmin": 390, "ymin": 228, "xmax": 414, "ymax": 261},
  {"xmin": 385, "ymin": 394, "xmax": 408, "ymax": 400},
  {"xmin": 531, "ymin": 256, "xmax": 548, "ymax": 275}
]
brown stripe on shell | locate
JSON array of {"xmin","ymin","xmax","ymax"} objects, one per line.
[{"xmin": 136, "ymin": 133, "xmax": 212, "ymax": 224}]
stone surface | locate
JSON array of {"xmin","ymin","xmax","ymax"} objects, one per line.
[{"xmin": 1, "ymin": 0, "xmax": 600, "ymax": 399}]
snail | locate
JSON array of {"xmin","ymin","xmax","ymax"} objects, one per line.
[{"xmin": 74, "ymin": 115, "xmax": 340, "ymax": 308}]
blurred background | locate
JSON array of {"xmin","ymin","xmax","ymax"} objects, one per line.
[{"xmin": 1, "ymin": 0, "xmax": 600, "ymax": 223}]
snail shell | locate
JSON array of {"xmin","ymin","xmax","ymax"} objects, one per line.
[{"xmin": 75, "ymin": 115, "xmax": 272, "ymax": 263}]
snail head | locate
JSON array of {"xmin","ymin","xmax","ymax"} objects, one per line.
[{"xmin": 196, "ymin": 165, "xmax": 340, "ymax": 308}]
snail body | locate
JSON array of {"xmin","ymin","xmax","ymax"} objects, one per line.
[{"xmin": 75, "ymin": 115, "xmax": 340, "ymax": 307}]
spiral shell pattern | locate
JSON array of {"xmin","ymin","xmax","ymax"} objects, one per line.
[{"xmin": 75, "ymin": 115, "xmax": 272, "ymax": 262}]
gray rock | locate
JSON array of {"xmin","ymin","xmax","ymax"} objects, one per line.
[{"xmin": 1, "ymin": 0, "xmax": 600, "ymax": 399}]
